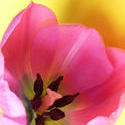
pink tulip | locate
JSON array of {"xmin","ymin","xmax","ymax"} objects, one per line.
[
  {"xmin": 1, "ymin": 2, "xmax": 125, "ymax": 125},
  {"xmin": 0, "ymin": 52, "xmax": 26, "ymax": 125}
]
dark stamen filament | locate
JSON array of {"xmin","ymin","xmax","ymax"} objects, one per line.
[
  {"xmin": 31, "ymin": 95, "xmax": 42, "ymax": 111},
  {"xmin": 48, "ymin": 93, "xmax": 80, "ymax": 109},
  {"xmin": 34, "ymin": 73, "xmax": 43, "ymax": 96},
  {"xmin": 30, "ymin": 74, "xmax": 80, "ymax": 125},
  {"xmin": 35, "ymin": 115, "xmax": 46, "ymax": 125},
  {"xmin": 49, "ymin": 108, "xmax": 65, "ymax": 120},
  {"xmin": 48, "ymin": 76, "xmax": 63, "ymax": 92}
]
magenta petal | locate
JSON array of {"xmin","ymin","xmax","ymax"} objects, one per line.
[
  {"xmin": 67, "ymin": 91, "xmax": 125, "ymax": 125},
  {"xmin": 31, "ymin": 25, "xmax": 58, "ymax": 78},
  {"xmin": 4, "ymin": 69, "xmax": 20, "ymax": 95},
  {"xmin": 0, "ymin": 80, "xmax": 26, "ymax": 124},
  {"xmin": 87, "ymin": 117, "xmax": 110, "ymax": 125},
  {"xmin": 0, "ymin": 52, "xmax": 4, "ymax": 79},
  {"xmin": 106, "ymin": 47, "xmax": 125, "ymax": 69},
  {"xmin": 31, "ymin": 25, "xmax": 87, "ymax": 78},
  {"xmin": 1, "ymin": 116, "xmax": 26, "ymax": 125},
  {"xmin": 61, "ymin": 28, "xmax": 114, "ymax": 93},
  {"xmin": 66, "ymin": 66, "xmax": 125, "ymax": 125},
  {"xmin": 31, "ymin": 25, "xmax": 113, "ymax": 93},
  {"xmin": 0, "ymin": 10, "xmax": 24, "ymax": 48},
  {"xmin": 1, "ymin": 2, "xmax": 57, "ymax": 81}
]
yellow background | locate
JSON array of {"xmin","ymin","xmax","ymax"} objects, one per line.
[{"xmin": 0, "ymin": 0, "xmax": 125, "ymax": 124}]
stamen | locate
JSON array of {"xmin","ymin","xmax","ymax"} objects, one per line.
[
  {"xmin": 48, "ymin": 93, "xmax": 80, "ymax": 109},
  {"xmin": 34, "ymin": 73, "xmax": 43, "ymax": 96},
  {"xmin": 31, "ymin": 95, "xmax": 42, "ymax": 111},
  {"xmin": 48, "ymin": 108, "xmax": 65, "ymax": 120},
  {"xmin": 30, "ymin": 74, "xmax": 79, "ymax": 124},
  {"xmin": 35, "ymin": 115, "xmax": 46, "ymax": 125},
  {"xmin": 48, "ymin": 76, "xmax": 63, "ymax": 92}
]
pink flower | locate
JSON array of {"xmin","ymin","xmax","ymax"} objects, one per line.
[
  {"xmin": 0, "ymin": 52, "xmax": 26, "ymax": 125},
  {"xmin": 1, "ymin": 2, "xmax": 125, "ymax": 125}
]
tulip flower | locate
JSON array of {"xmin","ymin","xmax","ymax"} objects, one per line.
[
  {"xmin": 0, "ymin": 52, "xmax": 26, "ymax": 125},
  {"xmin": 1, "ymin": 2, "xmax": 125, "ymax": 125}
]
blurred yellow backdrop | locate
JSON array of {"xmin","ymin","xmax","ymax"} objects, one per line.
[
  {"xmin": 35, "ymin": 0, "xmax": 125, "ymax": 49},
  {"xmin": 0, "ymin": 0, "xmax": 31, "ymax": 41},
  {"xmin": 0, "ymin": 0, "xmax": 125, "ymax": 124},
  {"xmin": 1, "ymin": 0, "xmax": 125, "ymax": 49}
]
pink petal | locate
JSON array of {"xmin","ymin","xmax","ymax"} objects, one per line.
[
  {"xmin": 66, "ymin": 66, "xmax": 125, "ymax": 125},
  {"xmin": 0, "ymin": 10, "xmax": 24, "ymax": 49},
  {"xmin": 106, "ymin": 47, "xmax": 125, "ymax": 69},
  {"xmin": 1, "ymin": 2, "xmax": 57, "ymax": 81},
  {"xmin": 67, "ymin": 91, "xmax": 125, "ymax": 125},
  {"xmin": 0, "ymin": 52, "xmax": 4, "ymax": 79},
  {"xmin": 31, "ymin": 25, "xmax": 59, "ymax": 78},
  {"xmin": 0, "ymin": 80, "xmax": 26, "ymax": 124},
  {"xmin": 87, "ymin": 117, "xmax": 110, "ymax": 125},
  {"xmin": 4, "ymin": 69, "xmax": 20, "ymax": 95},
  {"xmin": 1, "ymin": 116, "xmax": 26, "ymax": 125},
  {"xmin": 31, "ymin": 25, "xmax": 113, "ymax": 93}
]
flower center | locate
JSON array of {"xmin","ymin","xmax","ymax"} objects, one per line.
[
  {"xmin": 30, "ymin": 73, "xmax": 79, "ymax": 125},
  {"xmin": 37, "ymin": 88, "xmax": 62, "ymax": 114}
]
